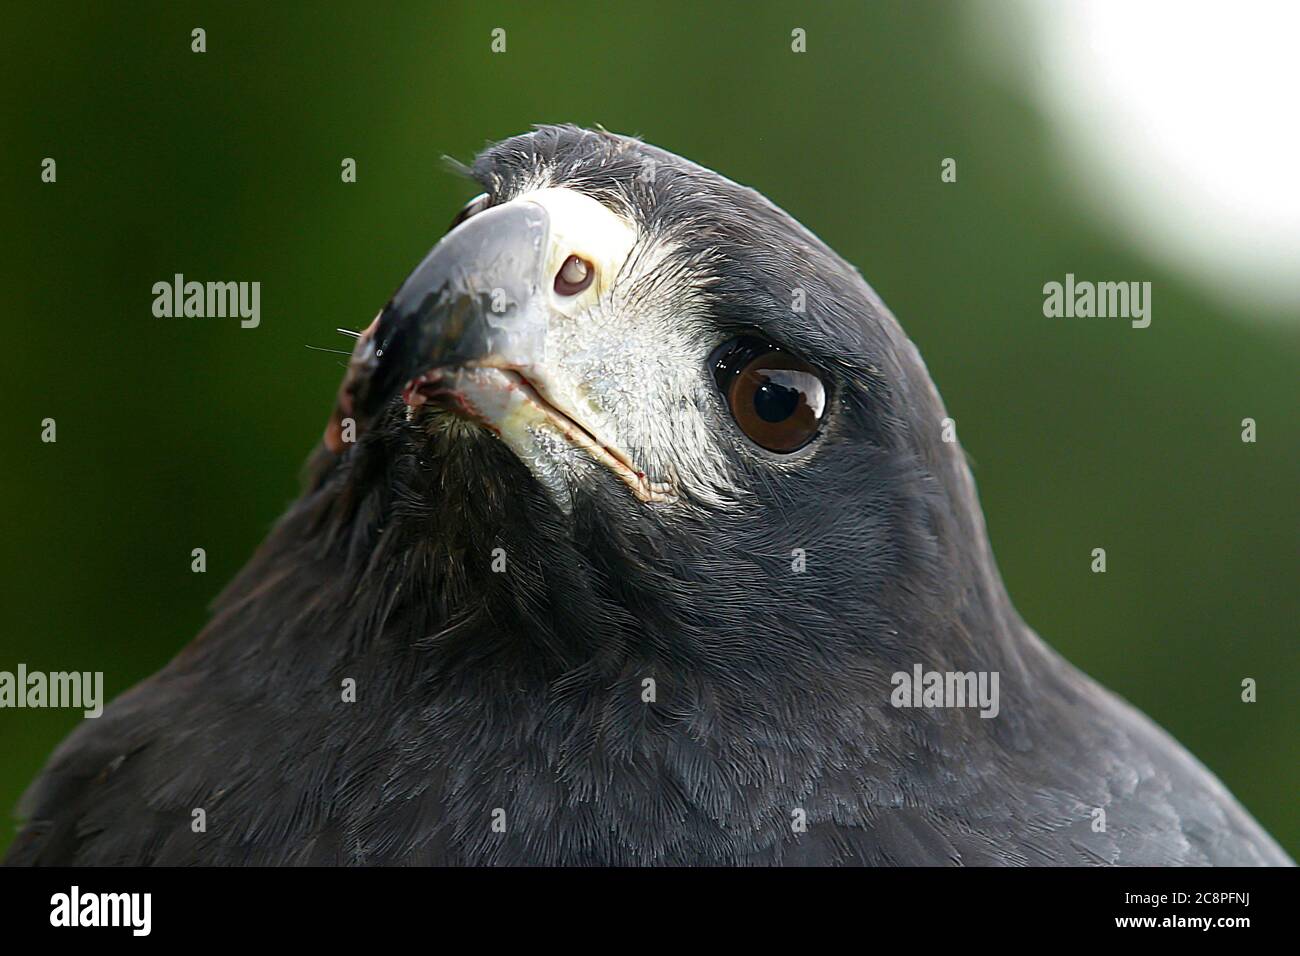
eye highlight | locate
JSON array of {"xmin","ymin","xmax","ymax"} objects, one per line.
[
  {"xmin": 554, "ymin": 255, "xmax": 595, "ymax": 296},
  {"xmin": 710, "ymin": 336, "xmax": 827, "ymax": 453}
]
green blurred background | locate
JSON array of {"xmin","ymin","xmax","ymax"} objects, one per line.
[{"xmin": 1, "ymin": 2, "xmax": 1295, "ymax": 860}]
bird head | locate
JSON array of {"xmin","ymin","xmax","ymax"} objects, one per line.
[{"xmin": 311, "ymin": 126, "xmax": 1017, "ymax": 681}]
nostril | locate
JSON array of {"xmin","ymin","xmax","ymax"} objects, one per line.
[{"xmin": 554, "ymin": 255, "xmax": 594, "ymax": 296}]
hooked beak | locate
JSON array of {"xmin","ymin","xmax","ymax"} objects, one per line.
[
  {"xmin": 343, "ymin": 201, "xmax": 552, "ymax": 421},
  {"xmin": 325, "ymin": 198, "xmax": 675, "ymax": 505}
]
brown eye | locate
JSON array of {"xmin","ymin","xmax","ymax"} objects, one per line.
[
  {"xmin": 448, "ymin": 193, "xmax": 490, "ymax": 232},
  {"xmin": 555, "ymin": 255, "xmax": 595, "ymax": 296},
  {"xmin": 711, "ymin": 336, "xmax": 827, "ymax": 452}
]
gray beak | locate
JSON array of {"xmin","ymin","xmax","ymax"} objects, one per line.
[{"xmin": 343, "ymin": 200, "xmax": 552, "ymax": 421}]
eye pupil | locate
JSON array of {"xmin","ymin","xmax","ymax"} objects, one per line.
[
  {"xmin": 710, "ymin": 336, "xmax": 826, "ymax": 453},
  {"xmin": 753, "ymin": 379, "xmax": 799, "ymax": 422}
]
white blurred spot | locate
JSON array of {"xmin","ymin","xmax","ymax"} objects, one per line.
[{"xmin": 975, "ymin": 1, "xmax": 1300, "ymax": 319}]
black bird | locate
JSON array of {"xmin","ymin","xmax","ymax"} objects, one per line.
[{"xmin": 7, "ymin": 126, "xmax": 1290, "ymax": 865}]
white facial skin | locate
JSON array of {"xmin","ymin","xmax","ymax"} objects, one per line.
[{"xmin": 417, "ymin": 186, "xmax": 740, "ymax": 511}]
